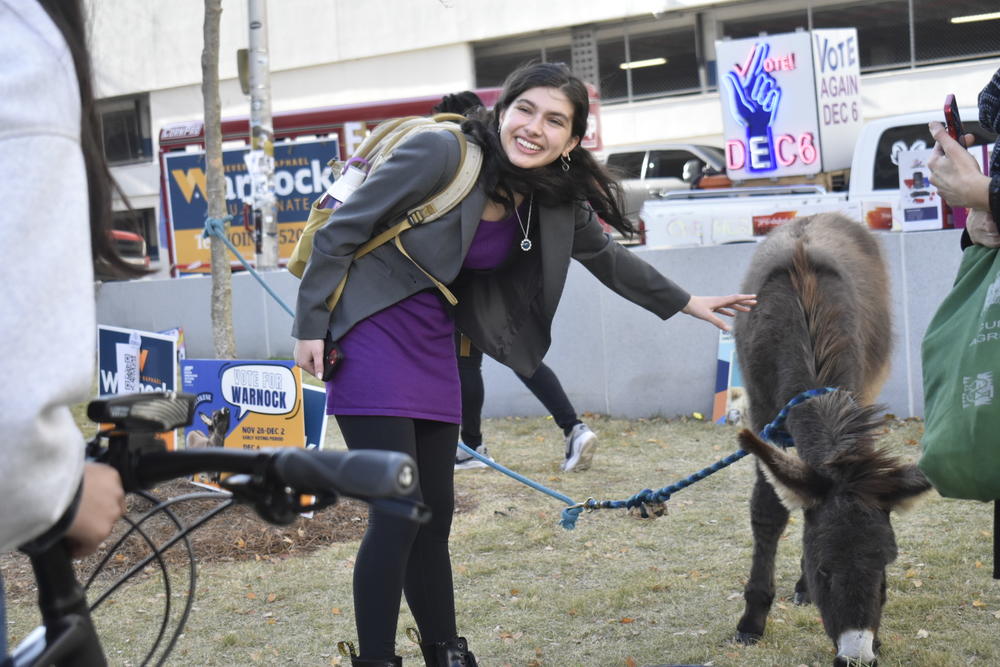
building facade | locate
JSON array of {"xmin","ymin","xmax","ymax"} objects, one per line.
[{"xmin": 85, "ymin": 0, "xmax": 1000, "ymax": 272}]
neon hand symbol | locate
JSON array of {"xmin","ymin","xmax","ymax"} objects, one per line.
[{"xmin": 724, "ymin": 43, "xmax": 782, "ymax": 172}]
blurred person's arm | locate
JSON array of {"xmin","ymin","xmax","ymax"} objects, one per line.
[{"xmin": 0, "ymin": 0, "xmax": 121, "ymax": 555}]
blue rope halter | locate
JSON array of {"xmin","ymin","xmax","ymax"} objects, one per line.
[{"xmin": 459, "ymin": 387, "xmax": 838, "ymax": 530}]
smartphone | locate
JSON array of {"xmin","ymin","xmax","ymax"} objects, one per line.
[{"xmin": 944, "ymin": 94, "xmax": 967, "ymax": 148}]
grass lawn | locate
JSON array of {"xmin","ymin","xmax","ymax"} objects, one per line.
[{"xmin": 5, "ymin": 413, "xmax": 999, "ymax": 666}]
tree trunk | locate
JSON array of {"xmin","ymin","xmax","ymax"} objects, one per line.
[{"xmin": 203, "ymin": 0, "xmax": 237, "ymax": 358}]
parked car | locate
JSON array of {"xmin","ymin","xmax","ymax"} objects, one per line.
[
  {"xmin": 95, "ymin": 229, "xmax": 150, "ymax": 281},
  {"xmin": 604, "ymin": 143, "xmax": 727, "ymax": 228}
]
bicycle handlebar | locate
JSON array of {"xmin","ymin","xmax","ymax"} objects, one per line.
[
  {"xmin": 89, "ymin": 391, "xmax": 420, "ymax": 506},
  {"xmin": 13, "ymin": 391, "xmax": 425, "ymax": 667}
]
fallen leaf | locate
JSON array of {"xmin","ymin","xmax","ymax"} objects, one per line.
[
  {"xmin": 972, "ymin": 599, "xmax": 987, "ymax": 608},
  {"xmin": 916, "ymin": 629, "xmax": 929, "ymax": 639},
  {"xmin": 331, "ymin": 607, "xmax": 342, "ymax": 615},
  {"xmin": 266, "ymin": 593, "xmax": 277, "ymax": 603},
  {"xmin": 904, "ymin": 568, "xmax": 918, "ymax": 578},
  {"xmin": 911, "ymin": 579, "xmax": 922, "ymax": 588},
  {"xmin": 246, "ymin": 592, "xmax": 257, "ymax": 600},
  {"xmin": 976, "ymin": 561, "xmax": 984, "ymax": 568},
  {"xmin": 510, "ymin": 589, "xmax": 521, "ymax": 596},
  {"xmin": 625, "ymin": 657, "xmax": 638, "ymax": 667},
  {"xmin": 620, "ymin": 617, "xmax": 635, "ymax": 624},
  {"xmin": 981, "ymin": 530, "xmax": 992, "ymax": 538}
]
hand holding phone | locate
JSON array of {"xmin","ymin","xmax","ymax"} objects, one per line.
[{"xmin": 944, "ymin": 94, "xmax": 967, "ymax": 148}]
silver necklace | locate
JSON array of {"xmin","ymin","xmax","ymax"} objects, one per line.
[{"xmin": 514, "ymin": 193, "xmax": 534, "ymax": 251}]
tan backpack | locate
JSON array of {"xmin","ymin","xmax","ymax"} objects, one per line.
[{"xmin": 287, "ymin": 113, "xmax": 483, "ymax": 311}]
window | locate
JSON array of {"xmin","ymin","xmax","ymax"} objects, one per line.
[
  {"xmin": 629, "ymin": 29, "xmax": 700, "ymax": 98},
  {"xmin": 719, "ymin": 9, "xmax": 809, "ymax": 40},
  {"xmin": 870, "ymin": 120, "xmax": 996, "ymax": 190},
  {"xmin": 98, "ymin": 94, "xmax": 152, "ymax": 165},
  {"xmin": 606, "ymin": 151, "xmax": 645, "ymax": 179},
  {"xmin": 913, "ymin": 0, "xmax": 1000, "ymax": 65},
  {"xmin": 473, "ymin": 33, "xmax": 573, "ymax": 88},
  {"xmin": 646, "ymin": 150, "xmax": 698, "ymax": 179},
  {"xmin": 595, "ymin": 19, "xmax": 700, "ymax": 102},
  {"xmin": 596, "ymin": 33, "xmax": 629, "ymax": 100},
  {"xmin": 812, "ymin": 1, "xmax": 910, "ymax": 72}
]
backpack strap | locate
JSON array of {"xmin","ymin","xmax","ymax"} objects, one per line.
[{"xmin": 323, "ymin": 130, "xmax": 483, "ymax": 311}]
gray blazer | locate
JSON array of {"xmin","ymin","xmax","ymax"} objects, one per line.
[{"xmin": 293, "ymin": 129, "xmax": 691, "ymax": 376}]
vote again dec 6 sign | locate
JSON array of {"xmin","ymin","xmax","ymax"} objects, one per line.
[{"xmin": 716, "ymin": 28, "xmax": 862, "ymax": 180}]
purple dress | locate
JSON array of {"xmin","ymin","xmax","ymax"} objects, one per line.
[{"xmin": 325, "ymin": 207, "xmax": 522, "ymax": 421}]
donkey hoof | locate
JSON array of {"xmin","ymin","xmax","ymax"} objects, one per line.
[
  {"xmin": 793, "ymin": 591, "xmax": 811, "ymax": 606},
  {"xmin": 733, "ymin": 631, "xmax": 762, "ymax": 645}
]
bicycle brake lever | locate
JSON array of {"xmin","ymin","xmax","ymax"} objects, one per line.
[{"xmin": 221, "ymin": 474, "xmax": 334, "ymax": 526}]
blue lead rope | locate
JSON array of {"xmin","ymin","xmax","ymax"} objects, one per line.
[
  {"xmin": 460, "ymin": 387, "xmax": 838, "ymax": 530},
  {"xmin": 200, "ymin": 217, "xmax": 837, "ymax": 530},
  {"xmin": 202, "ymin": 216, "xmax": 296, "ymax": 318}
]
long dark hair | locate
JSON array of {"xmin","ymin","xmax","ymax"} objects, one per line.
[
  {"xmin": 463, "ymin": 62, "xmax": 632, "ymax": 236},
  {"xmin": 38, "ymin": 0, "xmax": 145, "ymax": 278}
]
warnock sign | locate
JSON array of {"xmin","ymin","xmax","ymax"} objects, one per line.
[
  {"xmin": 716, "ymin": 28, "xmax": 862, "ymax": 180},
  {"xmin": 162, "ymin": 138, "xmax": 338, "ymax": 274}
]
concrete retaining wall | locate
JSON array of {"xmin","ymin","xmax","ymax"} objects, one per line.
[{"xmin": 96, "ymin": 229, "xmax": 965, "ymax": 420}]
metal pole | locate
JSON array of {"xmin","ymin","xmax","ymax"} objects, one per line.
[{"xmin": 247, "ymin": 0, "xmax": 278, "ymax": 270}]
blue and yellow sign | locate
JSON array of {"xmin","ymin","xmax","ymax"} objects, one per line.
[{"xmin": 162, "ymin": 138, "xmax": 339, "ymax": 274}]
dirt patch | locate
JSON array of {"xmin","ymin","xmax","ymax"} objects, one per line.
[{"xmin": 1, "ymin": 478, "xmax": 477, "ymax": 603}]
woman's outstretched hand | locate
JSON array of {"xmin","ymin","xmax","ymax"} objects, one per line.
[{"xmin": 682, "ymin": 294, "xmax": 757, "ymax": 332}]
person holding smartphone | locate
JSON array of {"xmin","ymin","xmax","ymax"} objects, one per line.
[{"xmin": 928, "ymin": 66, "xmax": 1000, "ymax": 248}]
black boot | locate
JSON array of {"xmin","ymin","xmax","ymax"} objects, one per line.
[
  {"xmin": 339, "ymin": 639, "xmax": 402, "ymax": 667},
  {"xmin": 419, "ymin": 636, "xmax": 478, "ymax": 667},
  {"xmin": 350, "ymin": 659, "xmax": 401, "ymax": 667}
]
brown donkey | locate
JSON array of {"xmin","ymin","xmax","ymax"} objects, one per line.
[{"xmin": 732, "ymin": 213, "xmax": 930, "ymax": 665}]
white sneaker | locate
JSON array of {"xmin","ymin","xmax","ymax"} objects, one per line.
[
  {"xmin": 455, "ymin": 443, "xmax": 493, "ymax": 470},
  {"xmin": 561, "ymin": 423, "xmax": 597, "ymax": 472}
]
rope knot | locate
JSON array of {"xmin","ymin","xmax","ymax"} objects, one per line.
[{"xmin": 202, "ymin": 214, "xmax": 234, "ymax": 239}]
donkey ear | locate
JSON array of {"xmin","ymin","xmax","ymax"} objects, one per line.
[
  {"xmin": 874, "ymin": 463, "xmax": 933, "ymax": 511},
  {"xmin": 738, "ymin": 429, "xmax": 828, "ymax": 509}
]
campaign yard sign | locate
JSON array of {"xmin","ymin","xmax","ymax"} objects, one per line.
[
  {"xmin": 181, "ymin": 359, "xmax": 306, "ymax": 486},
  {"xmin": 712, "ymin": 330, "xmax": 748, "ymax": 426},
  {"xmin": 162, "ymin": 138, "xmax": 338, "ymax": 274},
  {"xmin": 97, "ymin": 325, "xmax": 179, "ymax": 449},
  {"xmin": 716, "ymin": 28, "xmax": 861, "ymax": 180},
  {"xmin": 302, "ymin": 384, "xmax": 329, "ymax": 451}
]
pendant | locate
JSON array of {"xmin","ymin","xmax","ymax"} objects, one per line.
[{"xmin": 520, "ymin": 238, "xmax": 533, "ymax": 252}]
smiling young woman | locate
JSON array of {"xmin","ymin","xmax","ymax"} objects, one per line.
[{"xmin": 292, "ymin": 61, "xmax": 755, "ymax": 666}]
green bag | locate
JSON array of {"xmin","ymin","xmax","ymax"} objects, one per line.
[{"xmin": 920, "ymin": 245, "xmax": 1000, "ymax": 501}]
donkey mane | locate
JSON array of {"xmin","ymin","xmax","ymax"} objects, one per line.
[
  {"xmin": 788, "ymin": 241, "xmax": 855, "ymax": 388},
  {"xmin": 810, "ymin": 392, "xmax": 885, "ymax": 455}
]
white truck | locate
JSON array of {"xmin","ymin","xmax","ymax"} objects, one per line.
[{"xmin": 638, "ymin": 107, "xmax": 995, "ymax": 248}]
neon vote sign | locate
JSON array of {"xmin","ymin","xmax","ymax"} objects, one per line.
[{"xmin": 716, "ymin": 29, "xmax": 861, "ymax": 180}]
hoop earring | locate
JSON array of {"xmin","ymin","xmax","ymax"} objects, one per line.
[{"xmin": 560, "ymin": 154, "xmax": 571, "ymax": 172}]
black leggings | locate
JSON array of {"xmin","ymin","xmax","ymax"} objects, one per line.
[
  {"xmin": 336, "ymin": 415, "xmax": 459, "ymax": 659},
  {"xmin": 456, "ymin": 336, "xmax": 579, "ymax": 448}
]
